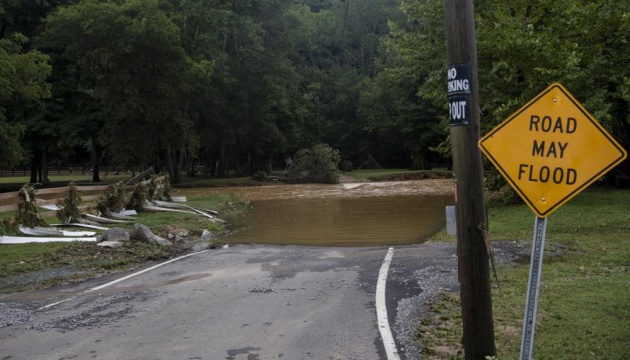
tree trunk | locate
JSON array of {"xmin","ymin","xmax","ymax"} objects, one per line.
[
  {"xmin": 248, "ymin": 147, "xmax": 254, "ymax": 176},
  {"xmin": 165, "ymin": 145, "xmax": 180, "ymax": 184},
  {"xmin": 40, "ymin": 149, "xmax": 49, "ymax": 185},
  {"xmin": 30, "ymin": 152, "xmax": 38, "ymax": 184},
  {"xmin": 210, "ymin": 150, "xmax": 217, "ymax": 177},
  {"xmin": 91, "ymin": 139, "xmax": 101, "ymax": 183},
  {"xmin": 176, "ymin": 145, "xmax": 186, "ymax": 181},
  {"xmin": 189, "ymin": 159, "xmax": 197, "ymax": 177},
  {"xmin": 217, "ymin": 142, "xmax": 227, "ymax": 178}
]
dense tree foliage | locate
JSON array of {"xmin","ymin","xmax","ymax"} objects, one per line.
[
  {"xmin": 385, "ymin": 0, "xmax": 630, "ymax": 156},
  {"xmin": 0, "ymin": 32, "xmax": 51, "ymax": 168},
  {"xmin": 0, "ymin": 0, "xmax": 627, "ymax": 183}
]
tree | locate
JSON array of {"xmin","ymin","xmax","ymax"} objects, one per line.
[
  {"xmin": 294, "ymin": 0, "xmax": 404, "ymax": 168},
  {"xmin": 360, "ymin": 69, "xmax": 445, "ymax": 169},
  {"xmin": 287, "ymin": 143, "xmax": 341, "ymax": 184},
  {"xmin": 39, "ymin": 0, "xmax": 196, "ymax": 182},
  {"xmin": 23, "ymin": 0, "xmax": 409, "ymax": 178},
  {"xmin": 379, "ymin": 0, "xmax": 630, "ymax": 173},
  {"xmin": 1, "ymin": 0, "xmax": 80, "ymax": 183},
  {"xmin": 172, "ymin": 0, "xmax": 310, "ymax": 177},
  {"xmin": 0, "ymin": 32, "xmax": 51, "ymax": 168}
]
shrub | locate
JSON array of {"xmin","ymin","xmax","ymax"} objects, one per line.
[
  {"xmin": 340, "ymin": 160, "xmax": 353, "ymax": 172},
  {"xmin": 97, "ymin": 181, "xmax": 127, "ymax": 217},
  {"xmin": 148, "ymin": 174, "xmax": 171, "ymax": 201},
  {"xmin": 287, "ymin": 144, "xmax": 341, "ymax": 184},
  {"xmin": 128, "ymin": 182, "xmax": 148, "ymax": 211},
  {"xmin": 56, "ymin": 182, "xmax": 82, "ymax": 224},
  {"xmin": 485, "ymin": 168, "xmax": 522, "ymax": 206},
  {"xmin": 253, "ymin": 171, "xmax": 269, "ymax": 182},
  {"xmin": 15, "ymin": 185, "xmax": 47, "ymax": 228}
]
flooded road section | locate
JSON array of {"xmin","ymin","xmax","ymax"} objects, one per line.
[{"xmin": 182, "ymin": 179, "xmax": 455, "ymax": 247}]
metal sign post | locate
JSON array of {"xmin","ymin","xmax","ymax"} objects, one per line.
[{"xmin": 519, "ymin": 217, "xmax": 548, "ymax": 360}]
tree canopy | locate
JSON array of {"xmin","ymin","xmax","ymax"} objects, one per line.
[
  {"xmin": 0, "ymin": 32, "xmax": 51, "ymax": 167},
  {"xmin": 384, "ymin": 0, "xmax": 630, "ymax": 155},
  {"xmin": 0, "ymin": 0, "xmax": 627, "ymax": 182}
]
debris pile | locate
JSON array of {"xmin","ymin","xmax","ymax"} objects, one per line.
[{"xmin": 0, "ymin": 172, "xmax": 225, "ymax": 248}]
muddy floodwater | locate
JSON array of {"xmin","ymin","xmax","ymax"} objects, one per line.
[{"xmin": 181, "ymin": 179, "xmax": 455, "ymax": 247}]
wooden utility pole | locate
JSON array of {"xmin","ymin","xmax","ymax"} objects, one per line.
[{"xmin": 443, "ymin": 0, "xmax": 496, "ymax": 359}]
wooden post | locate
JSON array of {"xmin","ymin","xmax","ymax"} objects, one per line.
[{"xmin": 443, "ymin": 0, "xmax": 496, "ymax": 359}]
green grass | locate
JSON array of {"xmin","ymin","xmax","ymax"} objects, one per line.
[
  {"xmin": 175, "ymin": 175, "xmax": 257, "ymax": 187},
  {"xmin": 121, "ymin": 193, "xmax": 248, "ymax": 234},
  {"xmin": 343, "ymin": 168, "xmax": 451, "ymax": 181},
  {"xmin": 1, "ymin": 168, "xmax": 453, "ymax": 187},
  {"xmin": 421, "ymin": 188, "xmax": 630, "ymax": 359},
  {"xmin": 343, "ymin": 168, "xmax": 416, "ymax": 178},
  {"xmin": 0, "ymin": 241, "xmax": 179, "ymax": 294}
]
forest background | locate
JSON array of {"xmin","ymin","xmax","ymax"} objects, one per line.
[{"xmin": 1, "ymin": 0, "xmax": 629, "ymax": 184}]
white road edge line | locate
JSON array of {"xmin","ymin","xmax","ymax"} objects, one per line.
[
  {"xmin": 38, "ymin": 249, "xmax": 211, "ymax": 311},
  {"xmin": 86, "ymin": 250, "xmax": 210, "ymax": 292},
  {"xmin": 376, "ymin": 247, "xmax": 401, "ymax": 360}
]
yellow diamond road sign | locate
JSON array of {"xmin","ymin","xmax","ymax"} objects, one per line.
[{"xmin": 479, "ymin": 83, "xmax": 627, "ymax": 218}]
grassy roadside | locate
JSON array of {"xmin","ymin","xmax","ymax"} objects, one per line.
[
  {"xmin": 343, "ymin": 168, "xmax": 452, "ymax": 181},
  {"xmin": 0, "ymin": 193, "xmax": 248, "ymax": 295},
  {"xmin": 420, "ymin": 188, "xmax": 630, "ymax": 359},
  {"xmin": 0, "ymin": 169, "xmax": 448, "ymax": 191}
]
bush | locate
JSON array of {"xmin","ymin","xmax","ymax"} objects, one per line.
[
  {"xmin": 97, "ymin": 181, "xmax": 127, "ymax": 217},
  {"xmin": 127, "ymin": 182, "xmax": 148, "ymax": 211},
  {"xmin": 287, "ymin": 144, "xmax": 341, "ymax": 184},
  {"xmin": 56, "ymin": 182, "xmax": 82, "ymax": 224},
  {"xmin": 253, "ymin": 171, "xmax": 269, "ymax": 182},
  {"xmin": 340, "ymin": 159, "xmax": 353, "ymax": 172},
  {"xmin": 148, "ymin": 174, "xmax": 171, "ymax": 201},
  {"xmin": 484, "ymin": 168, "xmax": 507, "ymax": 192},
  {"xmin": 485, "ymin": 168, "xmax": 523, "ymax": 206},
  {"xmin": 15, "ymin": 185, "xmax": 47, "ymax": 228}
]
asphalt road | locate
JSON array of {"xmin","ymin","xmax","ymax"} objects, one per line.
[{"xmin": 1, "ymin": 242, "xmax": 522, "ymax": 360}]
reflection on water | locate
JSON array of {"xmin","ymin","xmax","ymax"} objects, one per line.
[
  {"xmin": 180, "ymin": 180, "xmax": 455, "ymax": 247},
  {"xmin": 221, "ymin": 194, "xmax": 453, "ymax": 247}
]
